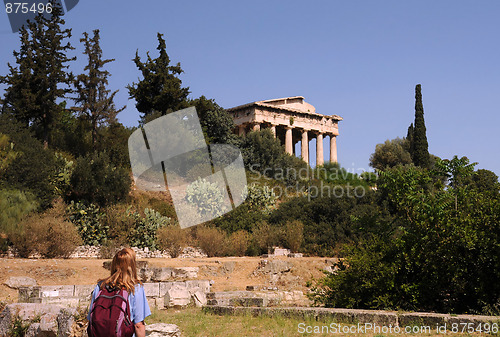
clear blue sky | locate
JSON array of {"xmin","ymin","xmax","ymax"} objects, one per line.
[{"xmin": 1, "ymin": 1, "xmax": 499, "ymax": 174}]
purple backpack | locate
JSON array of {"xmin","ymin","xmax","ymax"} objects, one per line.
[{"xmin": 88, "ymin": 283, "xmax": 135, "ymax": 337}]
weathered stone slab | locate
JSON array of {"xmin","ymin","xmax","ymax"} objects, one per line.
[
  {"xmin": 164, "ymin": 285, "xmax": 191, "ymax": 308},
  {"xmin": 3, "ymin": 276, "xmax": 37, "ymax": 289},
  {"xmin": 192, "ymin": 291, "xmax": 207, "ymax": 307},
  {"xmin": 229, "ymin": 297, "xmax": 267, "ymax": 307},
  {"xmin": 145, "ymin": 323, "xmax": 181, "ymax": 337},
  {"xmin": 152, "ymin": 267, "xmax": 173, "ymax": 282},
  {"xmin": 172, "ymin": 267, "xmax": 198, "ymax": 279},
  {"xmin": 57, "ymin": 307, "xmax": 77, "ymax": 337},
  {"xmin": 30, "ymin": 297, "xmax": 81, "ymax": 307},
  {"xmin": 159, "ymin": 282, "xmax": 185, "ymax": 297},
  {"xmin": 143, "ymin": 283, "xmax": 160, "ymax": 297},
  {"xmin": 18, "ymin": 286, "xmax": 41, "ymax": 302},
  {"xmin": 74, "ymin": 284, "xmax": 95, "ymax": 299},
  {"xmin": 185, "ymin": 280, "xmax": 210, "ymax": 293},
  {"xmin": 39, "ymin": 285, "xmax": 75, "ymax": 298}
]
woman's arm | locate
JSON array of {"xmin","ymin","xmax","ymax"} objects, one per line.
[{"xmin": 134, "ymin": 321, "xmax": 146, "ymax": 337}]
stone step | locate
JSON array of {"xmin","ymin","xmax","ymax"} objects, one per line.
[{"xmin": 207, "ymin": 297, "xmax": 267, "ymax": 307}]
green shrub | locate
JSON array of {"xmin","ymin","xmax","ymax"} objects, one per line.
[
  {"xmin": 67, "ymin": 151, "xmax": 131, "ymax": 206},
  {"xmin": 156, "ymin": 224, "xmax": 187, "ymax": 258},
  {"xmin": 102, "ymin": 204, "xmax": 135, "ymax": 246},
  {"xmin": 242, "ymin": 183, "xmax": 278, "ymax": 214},
  {"xmin": 0, "ymin": 133, "xmax": 18, "ymax": 175},
  {"xmin": 67, "ymin": 201, "xmax": 107, "ymax": 246},
  {"xmin": 128, "ymin": 208, "xmax": 170, "ymax": 250},
  {"xmin": 0, "ymin": 189, "xmax": 38, "ymax": 235},
  {"xmin": 2, "ymin": 138, "xmax": 58, "ymax": 209},
  {"xmin": 53, "ymin": 152, "xmax": 74, "ymax": 196},
  {"xmin": 10, "ymin": 200, "xmax": 82, "ymax": 258},
  {"xmin": 9, "ymin": 316, "xmax": 29, "ymax": 337},
  {"xmin": 210, "ymin": 203, "xmax": 266, "ymax": 234},
  {"xmin": 185, "ymin": 178, "xmax": 226, "ymax": 217},
  {"xmin": 240, "ymin": 129, "xmax": 308, "ymax": 186}
]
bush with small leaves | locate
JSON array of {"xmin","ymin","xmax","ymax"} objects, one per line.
[
  {"xmin": 67, "ymin": 151, "xmax": 131, "ymax": 206},
  {"xmin": 242, "ymin": 183, "xmax": 278, "ymax": 214},
  {"xmin": 128, "ymin": 208, "xmax": 170, "ymax": 250},
  {"xmin": 186, "ymin": 178, "xmax": 226, "ymax": 217},
  {"xmin": 67, "ymin": 201, "xmax": 107, "ymax": 246}
]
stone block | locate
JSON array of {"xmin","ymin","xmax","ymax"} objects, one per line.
[
  {"xmin": 159, "ymin": 282, "xmax": 185, "ymax": 297},
  {"xmin": 39, "ymin": 285, "xmax": 75, "ymax": 298},
  {"xmin": 57, "ymin": 307, "xmax": 77, "ymax": 337},
  {"xmin": 145, "ymin": 323, "xmax": 181, "ymax": 337},
  {"xmin": 151, "ymin": 268, "xmax": 173, "ymax": 282},
  {"xmin": 229, "ymin": 297, "xmax": 266, "ymax": 307},
  {"xmin": 39, "ymin": 313, "xmax": 58, "ymax": 336},
  {"xmin": 164, "ymin": 285, "xmax": 191, "ymax": 308},
  {"xmin": 185, "ymin": 280, "xmax": 210, "ymax": 293},
  {"xmin": 139, "ymin": 267, "xmax": 154, "ymax": 282},
  {"xmin": 143, "ymin": 283, "xmax": 160, "ymax": 297},
  {"xmin": 153, "ymin": 297, "xmax": 165, "ymax": 310},
  {"xmin": 25, "ymin": 323, "xmax": 40, "ymax": 337},
  {"xmin": 4, "ymin": 276, "xmax": 37, "ymax": 289},
  {"xmin": 18, "ymin": 287, "xmax": 41, "ymax": 303},
  {"xmin": 192, "ymin": 291, "xmax": 207, "ymax": 307},
  {"xmin": 172, "ymin": 267, "xmax": 199, "ymax": 279},
  {"xmin": 33, "ymin": 297, "xmax": 81, "ymax": 307},
  {"xmin": 74, "ymin": 285, "xmax": 95, "ymax": 299}
]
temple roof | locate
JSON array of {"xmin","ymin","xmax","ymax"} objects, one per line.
[{"xmin": 227, "ymin": 96, "xmax": 343, "ymax": 121}]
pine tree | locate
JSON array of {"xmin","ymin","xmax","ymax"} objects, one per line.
[
  {"xmin": 0, "ymin": 2, "xmax": 75, "ymax": 148},
  {"xmin": 127, "ymin": 33, "xmax": 190, "ymax": 120},
  {"xmin": 75, "ymin": 29, "xmax": 125, "ymax": 149},
  {"xmin": 412, "ymin": 84, "xmax": 430, "ymax": 168}
]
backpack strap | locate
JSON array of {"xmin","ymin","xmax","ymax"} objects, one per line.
[{"xmin": 119, "ymin": 288, "xmax": 132, "ymax": 325}]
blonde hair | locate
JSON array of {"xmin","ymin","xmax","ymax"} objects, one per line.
[{"xmin": 100, "ymin": 248, "xmax": 142, "ymax": 294}]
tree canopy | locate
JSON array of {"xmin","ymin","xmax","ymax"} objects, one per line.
[{"xmin": 127, "ymin": 33, "xmax": 190, "ymax": 120}]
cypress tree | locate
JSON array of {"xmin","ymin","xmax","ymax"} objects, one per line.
[
  {"xmin": 406, "ymin": 123, "xmax": 414, "ymax": 157},
  {"xmin": 412, "ymin": 84, "xmax": 430, "ymax": 168}
]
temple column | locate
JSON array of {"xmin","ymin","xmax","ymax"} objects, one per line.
[
  {"xmin": 285, "ymin": 127, "xmax": 293, "ymax": 155},
  {"xmin": 238, "ymin": 125, "xmax": 246, "ymax": 137},
  {"xmin": 330, "ymin": 135, "xmax": 337, "ymax": 163},
  {"xmin": 301, "ymin": 129, "xmax": 309, "ymax": 164},
  {"xmin": 252, "ymin": 123, "xmax": 260, "ymax": 131},
  {"xmin": 269, "ymin": 124, "xmax": 276, "ymax": 137},
  {"xmin": 316, "ymin": 133, "xmax": 324, "ymax": 166}
]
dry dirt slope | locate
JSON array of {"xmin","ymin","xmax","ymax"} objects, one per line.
[{"xmin": 0, "ymin": 256, "xmax": 334, "ymax": 304}]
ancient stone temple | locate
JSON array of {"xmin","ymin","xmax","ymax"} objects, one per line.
[{"xmin": 227, "ymin": 96, "xmax": 342, "ymax": 165}]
